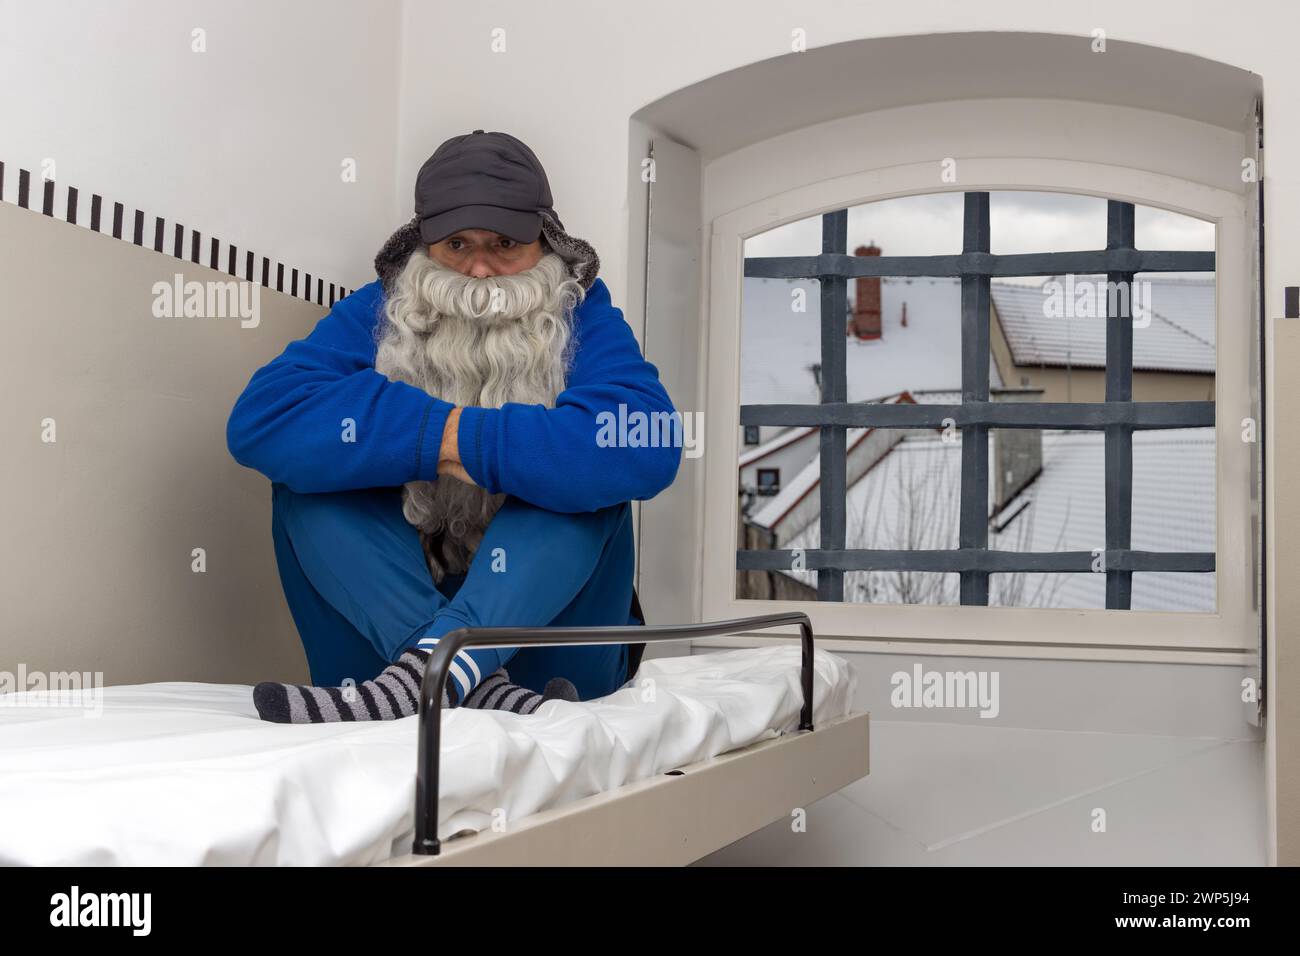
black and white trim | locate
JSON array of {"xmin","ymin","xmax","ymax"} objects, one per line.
[{"xmin": 0, "ymin": 160, "xmax": 354, "ymax": 308}]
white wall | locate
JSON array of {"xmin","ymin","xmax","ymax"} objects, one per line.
[
  {"xmin": 390, "ymin": 1, "xmax": 1295, "ymax": 316},
  {"xmin": 392, "ymin": 2, "xmax": 643, "ymax": 297},
  {"xmin": 7, "ymin": 2, "xmax": 1287, "ymax": 348},
  {"xmin": 5, "ymin": 2, "xmax": 1292, "ymax": 333},
  {"xmin": 0, "ymin": 0, "xmax": 401, "ymax": 291}
]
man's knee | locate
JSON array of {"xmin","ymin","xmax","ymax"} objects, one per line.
[
  {"xmin": 273, "ymin": 483, "xmax": 401, "ymax": 548},
  {"xmin": 273, "ymin": 483, "xmax": 338, "ymax": 546},
  {"xmin": 492, "ymin": 495, "xmax": 630, "ymax": 545}
]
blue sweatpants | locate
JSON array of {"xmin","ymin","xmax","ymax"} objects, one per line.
[{"xmin": 269, "ymin": 482, "xmax": 638, "ymax": 703}]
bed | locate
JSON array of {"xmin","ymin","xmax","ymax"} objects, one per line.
[{"xmin": 0, "ymin": 614, "xmax": 870, "ymax": 866}]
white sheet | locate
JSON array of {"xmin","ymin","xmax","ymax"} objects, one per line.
[{"xmin": 0, "ymin": 646, "xmax": 855, "ymax": 865}]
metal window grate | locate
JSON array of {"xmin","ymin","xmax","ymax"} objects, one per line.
[{"xmin": 737, "ymin": 193, "xmax": 1216, "ymax": 609}]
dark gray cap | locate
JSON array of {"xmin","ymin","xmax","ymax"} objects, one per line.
[{"xmin": 414, "ymin": 130, "xmax": 562, "ymax": 246}]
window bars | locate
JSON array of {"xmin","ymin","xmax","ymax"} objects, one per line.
[{"xmin": 737, "ymin": 192, "xmax": 1216, "ymax": 609}]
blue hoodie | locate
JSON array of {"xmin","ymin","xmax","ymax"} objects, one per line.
[{"xmin": 226, "ymin": 278, "xmax": 681, "ymax": 513}]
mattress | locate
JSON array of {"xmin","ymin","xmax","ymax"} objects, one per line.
[{"xmin": 0, "ymin": 646, "xmax": 855, "ymax": 866}]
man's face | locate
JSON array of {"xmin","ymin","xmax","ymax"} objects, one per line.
[{"xmin": 427, "ymin": 228, "xmax": 544, "ymax": 278}]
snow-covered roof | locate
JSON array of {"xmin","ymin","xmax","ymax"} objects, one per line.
[
  {"xmin": 749, "ymin": 426, "xmax": 870, "ymax": 528},
  {"xmin": 738, "ymin": 424, "xmax": 815, "ymax": 467},
  {"xmin": 991, "ymin": 276, "xmax": 1215, "ymax": 373},
  {"xmin": 992, "ymin": 428, "xmax": 1216, "ymax": 611},
  {"xmin": 740, "ymin": 276, "xmax": 1001, "ymax": 406},
  {"xmin": 748, "ymin": 392, "xmax": 914, "ymax": 528},
  {"xmin": 773, "ymin": 427, "xmax": 1216, "ymax": 612}
]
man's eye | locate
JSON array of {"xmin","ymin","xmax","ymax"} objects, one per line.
[{"xmin": 499, "ymin": 240, "xmax": 515, "ymax": 250}]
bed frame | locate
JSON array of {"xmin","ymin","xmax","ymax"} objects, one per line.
[{"xmin": 382, "ymin": 612, "xmax": 870, "ymax": 867}]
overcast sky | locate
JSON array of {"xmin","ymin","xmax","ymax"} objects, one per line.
[{"xmin": 742, "ymin": 190, "xmax": 1216, "ymax": 286}]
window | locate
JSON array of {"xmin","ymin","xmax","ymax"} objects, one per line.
[
  {"xmin": 743, "ymin": 425, "xmax": 761, "ymax": 445},
  {"xmin": 700, "ymin": 152, "xmax": 1255, "ymax": 654},
  {"xmin": 735, "ymin": 192, "xmax": 1216, "ymax": 611}
]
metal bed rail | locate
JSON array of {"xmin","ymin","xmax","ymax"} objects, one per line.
[{"xmin": 414, "ymin": 611, "xmax": 814, "ymax": 856}]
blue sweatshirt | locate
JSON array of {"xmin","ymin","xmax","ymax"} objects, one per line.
[{"xmin": 226, "ymin": 277, "xmax": 681, "ymax": 513}]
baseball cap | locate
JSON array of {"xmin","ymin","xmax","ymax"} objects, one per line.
[{"xmin": 414, "ymin": 130, "xmax": 562, "ymax": 246}]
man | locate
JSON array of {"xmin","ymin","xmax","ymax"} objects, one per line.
[{"xmin": 226, "ymin": 130, "xmax": 681, "ymax": 723}]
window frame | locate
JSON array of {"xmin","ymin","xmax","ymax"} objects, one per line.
[
  {"xmin": 700, "ymin": 158, "xmax": 1254, "ymax": 656},
  {"xmin": 756, "ymin": 467, "xmax": 781, "ymax": 495}
]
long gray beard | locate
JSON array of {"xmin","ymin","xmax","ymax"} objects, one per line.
[{"xmin": 373, "ymin": 248, "xmax": 581, "ymax": 581}]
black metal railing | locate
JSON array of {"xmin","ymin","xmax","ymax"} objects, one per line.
[
  {"xmin": 414, "ymin": 612, "xmax": 815, "ymax": 856},
  {"xmin": 739, "ymin": 193, "xmax": 1216, "ymax": 608}
]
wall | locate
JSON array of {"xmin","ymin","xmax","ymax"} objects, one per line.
[
  {"xmin": 0, "ymin": 0, "xmax": 402, "ymax": 291},
  {"xmin": 1269, "ymin": 322, "xmax": 1300, "ymax": 864},
  {"xmin": 0, "ymin": 200, "xmax": 321, "ymax": 685},
  {"xmin": 995, "ymin": 365, "xmax": 1217, "ymax": 405}
]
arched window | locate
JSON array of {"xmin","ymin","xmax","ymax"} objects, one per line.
[
  {"xmin": 735, "ymin": 191, "xmax": 1217, "ymax": 617},
  {"xmin": 634, "ymin": 33, "xmax": 1261, "ymax": 656}
]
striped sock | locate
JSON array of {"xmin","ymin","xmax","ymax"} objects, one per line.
[
  {"xmin": 462, "ymin": 669, "xmax": 545, "ymax": 715},
  {"xmin": 252, "ymin": 649, "xmax": 442, "ymax": 723},
  {"xmin": 251, "ymin": 649, "xmax": 552, "ymax": 723}
]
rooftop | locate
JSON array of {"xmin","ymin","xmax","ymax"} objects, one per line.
[
  {"xmin": 773, "ymin": 427, "xmax": 1216, "ymax": 612},
  {"xmin": 991, "ymin": 276, "xmax": 1215, "ymax": 373},
  {"xmin": 740, "ymin": 275, "xmax": 1216, "ymax": 410}
]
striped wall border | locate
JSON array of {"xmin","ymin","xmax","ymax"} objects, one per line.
[{"xmin": 0, "ymin": 160, "xmax": 353, "ymax": 307}]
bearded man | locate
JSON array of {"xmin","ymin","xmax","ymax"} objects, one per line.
[{"xmin": 226, "ymin": 130, "xmax": 680, "ymax": 723}]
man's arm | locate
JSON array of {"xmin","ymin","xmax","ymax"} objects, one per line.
[
  {"xmin": 437, "ymin": 406, "xmax": 471, "ymax": 483},
  {"xmin": 225, "ymin": 282, "xmax": 455, "ymax": 493},
  {"xmin": 227, "ymin": 278, "xmax": 681, "ymax": 510},
  {"xmin": 451, "ymin": 279, "xmax": 682, "ymax": 513}
]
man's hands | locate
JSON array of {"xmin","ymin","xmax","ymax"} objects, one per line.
[{"xmin": 437, "ymin": 406, "xmax": 475, "ymax": 484}]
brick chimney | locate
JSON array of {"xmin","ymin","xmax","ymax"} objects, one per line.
[{"xmin": 849, "ymin": 243, "xmax": 882, "ymax": 340}]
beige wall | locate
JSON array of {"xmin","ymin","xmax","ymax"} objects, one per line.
[{"xmin": 0, "ymin": 201, "xmax": 322, "ymax": 685}]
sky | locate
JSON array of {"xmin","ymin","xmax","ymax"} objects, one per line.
[{"xmin": 742, "ymin": 190, "xmax": 1216, "ymax": 286}]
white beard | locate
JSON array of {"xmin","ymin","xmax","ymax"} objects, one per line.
[{"xmin": 373, "ymin": 247, "xmax": 582, "ymax": 581}]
